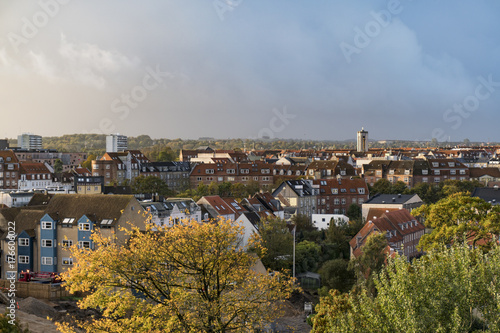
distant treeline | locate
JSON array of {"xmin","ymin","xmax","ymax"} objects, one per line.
[{"xmin": 5, "ymin": 134, "xmax": 488, "ymax": 158}]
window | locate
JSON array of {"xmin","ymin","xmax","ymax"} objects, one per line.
[
  {"xmin": 423, "ymin": 177, "xmax": 428, "ymax": 183},
  {"xmin": 42, "ymin": 239, "xmax": 53, "ymax": 247},
  {"xmin": 253, "ymin": 177, "xmax": 259, "ymax": 181},
  {"xmin": 332, "ymin": 188, "xmax": 338, "ymax": 194},
  {"xmin": 19, "ymin": 256, "xmax": 29, "ymax": 264},
  {"xmin": 227, "ymin": 169, "xmax": 235, "ymax": 174},
  {"xmin": 460, "ymin": 169, "xmax": 466, "ymax": 175},
  {"xmin": 62, "ymin": 240, "xmax": 73, "ymax": 247},
  {"xmin": 434, "ymin": 170, "xmax": 440, "ymax": 175},
  {"xmin": 227, "ymin": 176, "xmax": 235, "ymax": 181},
  {"xmin": 78, "ymin": 241, "xmax": 91, "ymax": 249},
  {"xmin": 41, "ymin": 221, "xmax": 52, "ymax": 229},
  {"xmin": 79, "ymin": 223, "xmax": 91, "ymax": 231},
  {"xmin": 241, "ymin": 169, "xmax": 249, "ymax": 174},
  {"xmin": 404, "ymin": 169, "xmax": 410, "ymax": 175},
  {"xmin": 389, "ymin": 170, "xmax": 395, "ymax": 175},
  {"xmin": 358, "ymin": 188, "xmax": 365, "ymax": 194},
  {"xmin": 448, "ymin": 162, "xmax": 455, "ymax": 167},
  {"xmin": 341, "ymin": 198, "xmax": 346, "ymax": 205},
  {"xmin": 62, "ymin": 258, "xmax": 73, "ymax": 265},
  {"xmin": 432, "ymin": 162, "xmax": 439, "ymax": 167},
  {"xmin": 206, "ymin": 169, "xmax": 214, "ymax": 174},
  {"xmin": 434, "ymin": 177, "xmax": 440, "ymax": 183},
  {"xmin": 334, "ymin": 198, "xmax": 340, "ymax": 205},
  {"xmin": 340, "ymin": 170, "xmax": 346, "ymax": 176},
  {"xmin": 41, "ymin": 257, "xmax": 53, "ymax": 265},
  {"xmin": 196, "ymin": 177, "xmax": 202, "ymax": 181},
  {"xmin": 105, "ymin": 164, "xmax": 110, "ymax": 169},
  {"xmin": 18, "ymin": 238, "xmax": 29, "ymax": 246}
]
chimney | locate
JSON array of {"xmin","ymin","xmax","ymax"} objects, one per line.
[
  {"xmin": 392, "ymin": 197, "xmax": 396, "ymax": 202},
  {"xmin": 398, "ymin": 193, "xmax": 402, "ymax": 198}
]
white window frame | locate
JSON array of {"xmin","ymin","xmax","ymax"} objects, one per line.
[
  {"xmin": 41, "ymin": 239, "xmax": 53, "ymax": 247},
  {"xmin": 62, "ymin": 240, "xmax": 73, "ymax": 247},
  {"xmin": 41, "ymin": 257, "xmax": 53, "ymax": 265},
  {"xmin": 79, "ymin": 223, "xmax": 91, "ymax": 231},
  {"xmin": 41, "ymin": 221, "xmax": 52, "ymax": 230},
  {"xmin": 18, "ymin": 238, "xmax": 29, "ymax": 246},
  {"xmin": 19, "ymin": 256, "xmax": 29, "ymax": 264},
  {"xmin": 62, "ymin": 257, "xmax": 74, "ymax": 265},
  {"xmin": 78, "ymin": 241, "xmax": 91, "ymax": 249}
]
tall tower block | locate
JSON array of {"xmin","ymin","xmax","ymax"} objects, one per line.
[{"xmin": 357, "ymin": 128, "xmax": 368, "ymax": 152}]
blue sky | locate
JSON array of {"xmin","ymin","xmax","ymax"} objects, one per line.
[{"xmin": 1, "ymin": 0, "xmax": 499, "ymax": 142}]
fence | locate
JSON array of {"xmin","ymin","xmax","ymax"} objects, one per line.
[{"xmin": 0, "ymin": 279, "xmax": 70, "ymax": 300}]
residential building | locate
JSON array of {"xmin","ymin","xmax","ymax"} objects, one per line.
[
  {"xmin": 140, "ymin": 198, "xmax": 201, "ymax": 227},
  {"xmin": 471, "ymin": 186, "xmax": 500, "ymax": 205},
  {"xmin": 0, "ymin": 151, "xmax": 20, "ymax": 190},
  {"xmin": 18, "ymin": 163, "xmax": 53, "ymax": 191},
  {"xmin": 74, "ymin": 176, "xmax": 104, "ymax": 194},
  {"xmin": 141, "ymin": 162, "xmax": 191, "ymax": 193},
  {"xmin": 350, "ymin": 209, "xmax": 425, "ymax": 260},
  {"xmin": 0, "ymin": 191, "xmax": 35, "ymax": 208},
  {"xmin": 106, "ymin": 134, "xmax": 128, "ymax": 152},
  {"xmin": 190, "ymin": 161, "xmax": 275, "ymax": 189},
  {"xmin": 92, "ymin": 151, "xmax": 147, "ymax": 185},
  {"xmin": 34, "ymin": 194, "xmax": 146, "ymax": 275},
  {"xmin": 426, "ymin": 158, "xmax": 470, "ymax": 183},
  {"xmin": 313, "ymin": 178, "xmax": 369, "ymax": 215},
  {"xmin": 306, "ymin": 160, "xmax": 356, "ymax": 179},
  {"xmin": 362, "ymin": 193, "xmax": 423, "ymax": 220},
  {"xmin": 272, "ymin": 180, "xmax": 319, "ymax": 218},
  {"xmin": 197, "ymin": 195, "xmax": 247, "ymax": 221},
  {"xmin": 469, "ymin": 168, "xmax": 500, "ymax": 187},
  {"xmin": 17, "ymin": 133, "xmax": 42, "ymax": 150},
  {"xmin": 311, "ymin": 214, "xmax": 349, "ymax": 230}
]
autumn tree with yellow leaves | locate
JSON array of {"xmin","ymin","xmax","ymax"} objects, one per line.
[{"xmin": 57, "ymin": 219, "xmax": 296, "ymax": 333}]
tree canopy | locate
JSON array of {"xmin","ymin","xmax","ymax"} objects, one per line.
[
  {"xmin": 58, "ymin": 219, "xmax": 295, "ymax": 333},
  {"xmin": 414, "ymin": 192, "xmax": 500, "ymax": 251},
  {"xmin": 132, "ymin": 175, "xmax": 172, "ymax": 197},
  {"xmin": 313, "ymin": 243, "xmax": 500, "ymax": 332}
]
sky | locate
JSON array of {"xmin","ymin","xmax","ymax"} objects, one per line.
[{"xmin": 1, "ymin": 1, "xmax": 500, "ymax": 142}]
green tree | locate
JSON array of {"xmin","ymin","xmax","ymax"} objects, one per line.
[
  {"xmin": 369, "ymin": 179, "xmax": 393, "ymax": 195},
  {"xmin": 392, "ymin": 180, "xmax": 407, "ymax": 194},
  {"xmin": 313, "ymin": 243, "xmax": 500, "ymax": 333},
  {"xmin": 58, "ymin": 219, "xmax": 296, "ymax": 333},
  {"xmin": 346, "ymin": 204, "xmax": 361, "ymax": 221},
  {"xmin": 295, "ymin": 240, "xmax": 322, "ymax": 274},
  {"xmin": 0, "ymin": 312, "xmax": 30, "ymax": 333},
  {"xmin": 254, "ymin": 217, "xmax": 293, "ymax": 271},
  {"xmin": 318, "ymin": 259, "xmax": 355, "ymax": 294},
  {"xmin": 53, "ymin": 158, "xmax": 63, "ymax": 173},
  {"xmin": 292, "ymin": 214, "xmax": 316, "ymax": 233},
  {"xmin": 414, "ymin": 192, "xmax": 500, "ymax": 252},
  {"xmin": 245, "ymin": 180, "xmax": 261, "ymax": 197},
  {"xmin": 349, "ymin": 232, "xmax": 387, "ymax": 294},
  {"xmin": 132, "ymin": 175, "xmax": 171, "ymax": 197},
  {"xmin": 81, "ymin": 154, "xmax": 96, "ymax": 170}
]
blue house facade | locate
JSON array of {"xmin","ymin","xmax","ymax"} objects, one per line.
[{"xmin": 39, "ymin": 214, "xmax": 57, "ymax": 272}]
